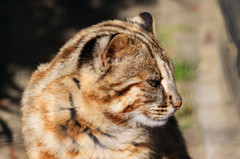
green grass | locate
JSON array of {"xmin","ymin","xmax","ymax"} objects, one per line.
[
  {"xmin": 156, "ymin": 24, "xmax": 196, "ymax": 47},
  {"xmin": 177, "ymin": 114, "xmax": 193, "ymax": 130},
  {"xmin": 173, "ymin": 57, "xmax": 197, "ymax": 81}
]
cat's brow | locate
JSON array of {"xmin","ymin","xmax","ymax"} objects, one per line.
[{"xmin": 114, "ymin": 82, "xmax": 141, "ymax": 96}]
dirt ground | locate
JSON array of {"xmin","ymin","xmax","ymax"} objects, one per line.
[{"xmin": 1, "ymin": 0, "xmax": 240, "ymax": 159}]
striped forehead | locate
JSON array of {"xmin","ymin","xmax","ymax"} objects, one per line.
[
  {"xmin": 58, "ymin": 20, "xmax": 172, "ymax": 79},
  {"xmin": 99, "ymin": 21, "xmax": 173, "ymax": 80},
  {"xmin": 152, "ymin": 52, "xmax": 174, "ymax": 81},
  {"xmin": 87, "ymin": 20, "xmax": 172, "ymax": 78},
  {"xmin": 97, "ymin": 22, "xmax": 172, "ymax": 78}
]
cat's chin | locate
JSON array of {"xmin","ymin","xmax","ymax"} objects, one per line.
[
  {"xmin": 129, "ymin": 111, "xmax": 171, "ymax": 127},
  {"xmin": 139, "ymin": 115, "xmax": 169, "ymax": 127}
]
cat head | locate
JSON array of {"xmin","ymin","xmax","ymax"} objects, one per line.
[{"xmin": 79, "ymin": 12, "xmax": 182, "ymax": 127}]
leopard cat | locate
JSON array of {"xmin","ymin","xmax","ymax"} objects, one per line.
[{"xmin": 21, "ymin": 12, "xmax": 191, "ymax": 159}]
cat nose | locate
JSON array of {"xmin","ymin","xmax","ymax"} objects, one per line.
[
  {"xmin": 169, "ymin": 94, "xmax": 182, "ymax": 110},
  {"xmin": 173, "ymin": 101, "xmax": 182, "ymax": 110}
]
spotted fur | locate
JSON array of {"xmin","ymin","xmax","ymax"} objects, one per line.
[{"xmin": 22, "ymin": 12, "xmax": 188, "ymax": 159}]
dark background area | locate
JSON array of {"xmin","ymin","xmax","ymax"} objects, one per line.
[{"xmin": 0, "ymin": 0, "xmax": 156, "ymax": 99}]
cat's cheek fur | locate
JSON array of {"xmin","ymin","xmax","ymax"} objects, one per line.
[{"xmin": 109, "ymin": 87, "xmax": 143, "ymax": 113}]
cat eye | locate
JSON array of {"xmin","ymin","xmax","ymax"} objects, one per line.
[{"xmin": 147, "ymin": 80, "xmax": 161, "ymax": 88}]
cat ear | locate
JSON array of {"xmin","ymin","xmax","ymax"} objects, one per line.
[
  {"xmin": 97, "ymin": 36, "xmax": 112, "ymax": 57},
  {"xmin": 94, "ymin": 34, "xmax": 135, "ymax": 75},
  {"xmin": 101, "ymin": 34, "xmax": 135, "ymax": 65},
  {"xmin": 79, "ymin": 36, "xmax": 111, "ymax": 71},
  {"xmin": 129, "ymin": 12, "xmax": 156, "ymax": 35},
  {"xmin": 92, "ymin": 35, "xmax": 115, "ymax": 76},
  {"xmin": 94, "ymin": 35, "xmax": 112, "ymax": 68}
]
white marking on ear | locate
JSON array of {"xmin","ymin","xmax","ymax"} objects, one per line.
[
  {"xmin": 128, "ymin": 12, "xmax": 156, "ymax": 35},
  {"xmin": 131, "ymin": 16, "xmax": 144, "ymax": 24},
  {"xmin": 97, "ymin": 36, "xmax": 111, "ymax": 54},
  {"xmin": 93, "ymin": 36, "xmax": 111, "ymax": 76}
]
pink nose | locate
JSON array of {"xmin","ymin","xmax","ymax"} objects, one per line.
[{"xmin": 173, "ymin": 102, "xmax": 182, "ymax": 110}]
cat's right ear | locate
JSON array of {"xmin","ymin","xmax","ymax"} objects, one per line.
[
  {"xmin": 79, "ymin": 35, "xmax": 112, "ymax": 77},
  {"xmin": 94, "ymin": 34, "xmax": 136, "ymax": 76}
]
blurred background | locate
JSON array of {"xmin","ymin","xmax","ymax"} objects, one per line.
[{"xmin": 1, "ymin": 0, "xmax": 240, "ymax": 159}]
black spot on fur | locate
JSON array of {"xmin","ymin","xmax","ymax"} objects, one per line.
[
  {"xmin": 69, "ymin": 93, "xmax": 74, "ymax": 107},
  {"xmin": 72, "ymin": 77, "xmax": 81, "ymax": 89},
  {"xmin": 101, "ymin": 131, "xmax": 114, "ymax": 138},
  {"xmin": 84, "ymin": 126, "xmax": 104, "ymax": 148},
  {"xmin": 132, "ymin": 142, "xmax": 147, "ymax": 147},
  {"xmin": 88, "ymin": 132, "xmax": 103, "ymax": 147},
  {"xmin": 67, "ymin": 94, "xmax": 82, "ymax": 128},
  {"xmin": 69, "ymin": 108, "xmax": 76, "ymax": 119},
  {"xmin": 83, "ymin": 126, "xmax": 90, "ymax": 133},
  {"xmin": 59, "ymin": 124, "xmax": 67, "ymax": 132},
  {"xmin": 69, "ymin": 108, "xmax": 82, "ymax": 128}
]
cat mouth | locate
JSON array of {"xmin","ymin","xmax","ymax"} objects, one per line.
[
  {"xmin": 149, "ymin": 106, "xmax": 176, "ymax": 121},
  {"xmin": 150, "ymin": 105, "xmax": 176, "ymax": 115}
]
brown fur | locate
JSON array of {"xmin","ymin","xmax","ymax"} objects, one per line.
[{"xmin": 22, "ymin": 12, "xmax": 191, "ymax": 159}]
